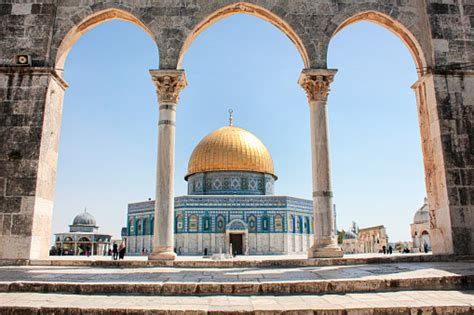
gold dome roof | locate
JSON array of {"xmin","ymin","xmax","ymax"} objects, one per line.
[{"xmin": 186, "ymin": 126, "xmax": 276, "ymax": 179}]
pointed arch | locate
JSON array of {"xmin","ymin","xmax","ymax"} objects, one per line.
[
  {"xmin": 177, "ymin": 2, "xmax": 309, "ymax": 69},
  {"xmin": 55, "ymin": 8, "xmax": 158, "ymax": 71},
  {"xmin": 331, "ymin": 10, "xmax": 427, "ymax": 74}
]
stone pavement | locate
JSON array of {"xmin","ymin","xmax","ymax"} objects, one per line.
[
  {"xmin": 0, "ymin": 261, "xmax": 473, "ymax": 295},
  {"xmin": 0, "ymin": 291, "xmax": 473, "ymax": 314}
]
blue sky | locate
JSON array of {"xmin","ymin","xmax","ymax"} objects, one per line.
[{"xmin": 53, "ymin": 14, "xmax": 425, "ymax": 242}]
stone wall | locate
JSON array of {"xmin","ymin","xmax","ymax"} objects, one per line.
[{"xmin": 1, "ymin": 0, "xmax": 472, "ymax": 259}]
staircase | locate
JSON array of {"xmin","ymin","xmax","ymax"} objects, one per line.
[{"xmin": 0, "ymin": 255, "xmax": 473, "ymax": 314}]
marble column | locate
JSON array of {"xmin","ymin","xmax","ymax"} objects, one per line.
[
  {"xmin": 298, "ymin": 69, "xmax": 343, "ymax": 258},
  {"xmin": 148, "ymin": 70, "xmax": 187, "ymax": 260}
]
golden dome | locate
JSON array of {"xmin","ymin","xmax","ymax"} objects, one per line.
[{"xmin": 186, "ymin": 126, "xmax": 275, "ymax": 179}]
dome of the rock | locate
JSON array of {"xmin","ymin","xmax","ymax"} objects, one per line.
[{"xmin": 186, "ymin": 125, "xmax": 275, "ymax": 179}]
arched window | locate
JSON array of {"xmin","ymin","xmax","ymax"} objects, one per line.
[
  {"xmin": 136, "ymin": 219, "xmax": 142, "ymax": 236},
  {"xmin": 150, "ymin": 217, "xmax": 154, "ymax": 234},
  {"xmin": 142, "ymin": 218, "xmax": 148, "ymax": 236},
  {"xmin": 189, "ymin": 214, "xmax": 198, "ymax": 232},
  {"xmin": 216, "ymin": 215, "xmax": 225, "ymax": 233},
  {"xmin": 289, "ymin": 215, "xmax": 295, "ymax": 233},
  {"xmin": 274, "ymin": 214, "xmax": 283, "ymax": 232},
  {"xmin": 176, "ymin": 214, "xmax": 184, "ymax": 231},
  {"xmin": 261, "ymin": 216, "xmax": 269, "ymax": 231},
  {"xmin": 298, "ymin": 216, "xmax": 303, "ymax": 233},
  {"xmin": 203, "ymin": 216, "xmax": 211, "ymax": 232},
  {"xmin": 128, "ymin": 219, "xmax": 134, "ymax": 236},
  {"xmin": 133, "ymin": 219, "xmax": 140, "ymax": 235},
  {"xmin": 305, "ymin": 217, "xmax": 311, "ymax": 234},
  {"xmin": 247, "ymin": 216, "xmax": 256, "ymax": 232}
]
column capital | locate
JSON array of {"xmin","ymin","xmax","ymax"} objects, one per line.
[
  {"xmin": 150, "ymin": 69, "xmax": 187, "ymax": 104},
  {"xmin": 298, "ymin": 69, "xmax": 337, "ymax": 102}
]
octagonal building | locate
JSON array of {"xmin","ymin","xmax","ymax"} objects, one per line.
[{"xmin": 126, "ymin": 121, "xmax": 313, "ymax": 256}]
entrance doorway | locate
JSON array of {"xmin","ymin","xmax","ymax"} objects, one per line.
[{"xmin": 230, "ymin": 234, "xmax": 243, "ymax": 255}]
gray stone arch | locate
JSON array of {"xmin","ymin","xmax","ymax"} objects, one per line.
[
  {"xmin": 173, "ymin": 1, "xmax": 312, "ymax": 69},
  {"xmin": 325, "ymin": 7, "xmax": 431, "ymax": 72},
  {"xmin": 51, "ymin": 5, "xmax": 160, "ymax": 71},
  {"xmin": 322, "ymin": 7, "xmax": 457, "ymax": 255}
]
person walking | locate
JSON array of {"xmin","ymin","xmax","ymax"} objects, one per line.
[
  {"xmin": 112, "ymin": 243, "xmax": 118, "ymax": 260},
  {"xmin": 382, "ymin": 245, "xmax": 386, "ymax": 254},
  {"xmin": 118, "ymin": 239, "xmax": 126, "ymax": 260}
]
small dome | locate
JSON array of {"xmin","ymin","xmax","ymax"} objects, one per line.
[
  {"xmin": 186, "ymin": 125, "xmax": 275, "ymax": 179},
  {"xmin": 72, "ymin": 210, "xmax": 96, "ymax": 226},
  {"xmin": 413, "ymin": 198, "xmax": 429, "ymax": 224},
  {"xmin": 343, "ymin": 230, "xmax": 357, "ymax": 240}
]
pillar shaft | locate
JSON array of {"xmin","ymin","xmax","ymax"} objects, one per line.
[
  {"xmin": 149, "ymin": 70, "xmax": 187, "ymax": 261},
  {"xmin": 299, "ymin": 69, "xmax": 343, "ymax": 258}
]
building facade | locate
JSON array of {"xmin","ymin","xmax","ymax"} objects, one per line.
[
  {"xmin": 411, "ymin": 198, "xmax": 431, "ymax": 253},
  {"xmin": 127, "ymin": 123, "xmax": 313, "ymax": 255},
  {"xmin": 54, "ymin": 210, "xmax": 111, "ymax": 256},
  {"xmin": 341, "ymin": 223, "xmax": 388, "ymax": 254}
]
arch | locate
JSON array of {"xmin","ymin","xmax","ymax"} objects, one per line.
[
  {"xmin": 203, "ymin": 216, "xmax": 211, "ymax": 232},
  {"xmin": 135, "ymin": 219, "xmax": 141, "ymax": 236},
  {"xmin": 216, "ymin": 215, "xmax": 226, "ymax": 233},
  {"xmin": 227, "ymin": 219, "xmax": 247, "ymax": 231},
  {"xmin": 55, "ymin": 8, "xmax": 158, "ymax": 71},
  {"xmin": 176, "ymin": 214, "xmax": 184, "ymax": 231},
  {"xmin": 177, "ymin": 2, "xmax": 309, "ymax": 68},
  {"xmin": 247, "ymin": 215, "xmax": 256, "ymax": 232},
  {"xmin": 142, "ymin": 218, "xmax": 148, "ymax": 236},
  {"xmin": 331, "ymin": 11, "xmax": 427, "ymax": 74},
  {"xmin": 261, "ymin": 215, "xmax": 269, "ymax": 231},
  {"xmin": 128, "ymin": 219, "xmax": 134, "ymax": 236},
  {"xmin": 289, "ymin": 215, "xmax": 295, "ymax": 233},
  {"xmin": 188, "ymin": 214, "xmax": 198, "ymax": 232},
  {"xmin": 274, "ymin": 214, "xmax": 283, "ymax": 232}
]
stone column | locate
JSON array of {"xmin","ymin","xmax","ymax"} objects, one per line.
[
  {"xmin": 298, "ymin": 69, "xmax": 343, "ymax": 258},
  {"xmin": 148, "ymin": 70, "xmax": 187, "ymax": 260}
]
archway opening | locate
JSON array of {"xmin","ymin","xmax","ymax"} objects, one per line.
[
  {"xmin": 168, "ymin": 12, "xmax": 312, "ymax": 257},
  {"xmin": 51, "ymin": 17, "xmax": 158, "ymax": 257},
  {"xmin": 329, "ymin": 19, "xmax": 426, "ymax": 254}
]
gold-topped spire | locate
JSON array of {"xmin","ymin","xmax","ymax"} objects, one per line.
[{"xmin": 228, "ymin": 109, "xmax": 233, "ymax": 126}]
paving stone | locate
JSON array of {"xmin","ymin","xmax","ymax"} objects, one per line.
[{"xmin": 1, "ymin": 291, "xmax": 471, "ymax": 313}]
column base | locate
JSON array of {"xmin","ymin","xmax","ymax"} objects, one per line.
[
  {"xmin": 308, "ymin": 245, "xmax": 344, "ymax": 259},
  {"xmin": 148, "ymin": 251, "xmax": 176, "ymax": 261}
]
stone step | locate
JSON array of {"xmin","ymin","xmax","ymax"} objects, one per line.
[
  {"xmin": 0, "ymin": 291, "xmax": 473, "ymax": 314},
  {"xmin": 2, "ymin": 253, "xmax": 470, "ymax": 268},
  {"xmin": 2, "ymin": 274, "xmax": 473, "ymax": 296}
]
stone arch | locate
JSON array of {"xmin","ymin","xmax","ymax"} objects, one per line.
[
  {"xmin": 227, "ymin": 219, "xmax": 247, "ymax": 232},
  {"xmin": 177, "ymin": 2, "xmax": 310, "ymax": 69},
  {"xmin": 54, "ymin": 7, "xmax": 158, "ymax": 71},
  {"xmin": 329, "ymin": 10, "xmax": 428, "ymax": 74},
  {"xmin": 326, "ymin": 9, "xmax": 454, "ymax": 254}
]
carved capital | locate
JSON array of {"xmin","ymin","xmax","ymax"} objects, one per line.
[
  {"xmin": 150, "ymin": 70, "xmax": 187, "ymax": 104},
  {"xmin": 298, "ymin": 69, "xmax": 337, "ymax": 102}
]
